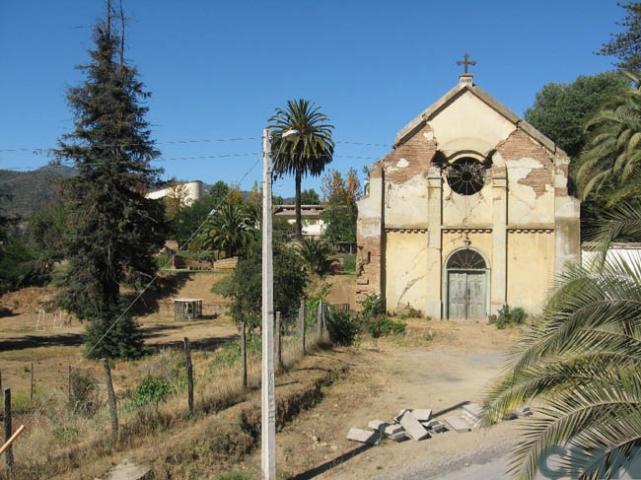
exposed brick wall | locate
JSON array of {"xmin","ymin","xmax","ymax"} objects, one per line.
[
  {"xmin": 497, "ymin": 128, "xmax": 554, "ymax": 166},
  {"xmin": 383, "ymin": 124, "xmax": 438, "ymax": 184},
  {"xmin": 355, "ymin": 237, "xmax": 383, "ymax": 302},
  {"xmin": 356, "ymin": 164, "xmax": 383, "ymax": 304},
  {"xmin": 497, "ymin": 128, "xmax": 554, "ymax": 196}
]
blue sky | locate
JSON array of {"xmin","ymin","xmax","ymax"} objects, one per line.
[{"xmin": 0, "ymin": 0, "xmax": 627, "ymax": 196}]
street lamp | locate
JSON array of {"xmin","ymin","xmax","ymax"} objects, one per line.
[{"xmin": 261, "ymin": 127, "xmax": 298, "ymax": 480}]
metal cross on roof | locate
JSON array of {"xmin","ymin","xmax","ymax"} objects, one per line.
[{"xmin": 456, "ymin": 53, "xmax": 476, "ymax": 74}]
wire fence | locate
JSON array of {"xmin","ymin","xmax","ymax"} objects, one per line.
[{"xmin": 0, "ymin": 299, "xmax": 333, "ymax": 476}]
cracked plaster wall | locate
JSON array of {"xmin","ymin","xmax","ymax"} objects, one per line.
[{"xmin": 385, "ymin": 232, "xmax": 429, "ymax": 311}]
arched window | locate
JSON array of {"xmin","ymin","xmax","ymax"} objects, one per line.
[
  {"xmin": 447, "ymin": 249, "xmax": 486, "ymax": 270},
  {"xmin": 446, "ymin": 158, "xmax": 486, "ymax": 195}
]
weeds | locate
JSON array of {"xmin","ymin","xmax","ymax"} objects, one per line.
[
  {"xmin": 359, "ymin": 294, "xmax": 406, "ymax": 338},
  {"xmin": 326, "ymin": 307, "xmax": 361, "ymax": 346},
  {"xmin": 366, "ymin": 316, "xmax": 406, "ymax": 338},
  {"xmin": 489, "ymin": 304, "xmax": 527, "ymax": 329}
]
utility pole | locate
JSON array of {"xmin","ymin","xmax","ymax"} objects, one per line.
[{"xmin": 261, "ymin": 128, "xmax": 276, "ymax": 480}]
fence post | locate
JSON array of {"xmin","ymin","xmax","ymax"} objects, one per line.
[
  {"xmin": 240, "ymin": 320, "xmax": 248, "ymax": 390},
  {"xmin": 298, "ymin": 300, "xmax": 306, "ymax": 355},
  {"xmin": 102, "ymin": 359, "xmax": 119, "ymax": 442},
  {"xmin": 30, "ymin": 363, "xmax": 34, "ymax": 401},
  {"xmin": 183, "ymin": 337, "xmax": 194, "ymax": 414},
  {"xmin": 275, "ymin": 311, "xmax": 282, "ymax": 372},
  {"xmin": 3, "ymin": 388, "xmax": 13, "ymax": 471},
  {"xmin": 317, "ymin": 301, "xmax": 323, "ymax": 341},
  {"xmin": 0, "ymin": 369, "xmax": 2, "ymax": 395},
  {"xmin": 67, "ymin": 365, "xmax": 72, "ymax": 405}
]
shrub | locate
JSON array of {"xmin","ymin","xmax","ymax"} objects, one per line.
[
  {"xmin": 367, "ymin": 315, "xmax": 406, "ymax": 338},
  {"xmin": 326, "ymin": 307, "xmax": 361, "ymax": 346},
  {"xmin": 489, "ymin": 304, "xmax": 528, "ymax": 329},
  {"xmin": 398, "ymin": 305, "xmax": 424, "ymax": 320},
  {"xmin": 360, "ymin": 294, "xmax": 385, "ymax": 319},
  {"xmin": 129, "ymin": 375, "xmax": 171, "ymax": 411},
  {"xmin": 69, "ymin": 368, "xmax": 100, "ymax": 416}
]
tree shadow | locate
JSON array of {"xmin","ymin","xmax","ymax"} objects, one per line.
[
  {"xmin": 0, "ymin": 333, "xmax": 84, "ymax": 351},
  {"xmin": 148, "ymin": 334, "xmax": 238, "ymax": 352},
  {"xmin": 290, "ymin": 444, "xmax": 372, "ymax": 479},
  {"xmin": 0, "ymin": 307, "xmax": 17, "ymax": 318}
]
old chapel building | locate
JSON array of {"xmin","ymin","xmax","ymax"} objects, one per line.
[{"xmin": 356, "ymin": 68, "xmax": 580, "ymax": 320}]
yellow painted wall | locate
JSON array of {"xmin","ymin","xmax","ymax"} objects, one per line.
[
  {"xmin": 385, "ymin": 232, "xmax": 429, "ymax": 313},
  {"xmin": 507, "ymin": 232, "xmax": 555, "ymax": 314},
  {"xmin": 442, "ymin": 232, "xmax": 493, "ymax": 265}
]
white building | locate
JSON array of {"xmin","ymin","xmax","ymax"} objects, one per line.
[
  {"xmin": 273, "ymin": 204, "xmax": 327, "ymax": 237},
  {"xmin": 582, "ymin": 242, "xmax": 641, "ymax": 268},
  {"xmin": 146, "ymin": 180, "xmax": 205, "ymax": 206}
]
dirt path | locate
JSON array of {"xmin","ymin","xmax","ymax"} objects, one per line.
[{"xmin": 241, "ymin": 319, "xmax": 523, "ymax": 479}]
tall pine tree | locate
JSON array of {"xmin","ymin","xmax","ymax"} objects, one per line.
[{"xmin": 56, "ymin": 10, "xmax": 166, "ymax": 359}]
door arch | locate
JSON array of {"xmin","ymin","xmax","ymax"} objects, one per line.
[{"xmin": 445, "ymin": 248, "xmax": 488, "ymax": 320}]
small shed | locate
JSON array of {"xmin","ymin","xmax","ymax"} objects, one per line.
[{"xmin": 173, "ymin": 298, "xmax": 203, "ymax": 321}]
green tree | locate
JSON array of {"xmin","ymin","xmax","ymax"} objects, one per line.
[
  {"xmin": 209, "ymin": 180, "xmax": 230, "ymax": 205},
  {"xmin": 214, "ymin": 244, "xmax": 308, "ymax": 328},
  {"xmin": 27, "ymin": 201, "xmax": 68, "ymax": 265},
  {"xmin": 299, "ymin": 237, "xmax": 332, "ymax": 275},
  {"xmin": 577, "ymin": 72, "xmax": 641, "ymax": 206},
  {"xmin": 55, "ymin": 17, "xmax": 166, "ymax": 359},
  {"xmin": 482, "ymin": 201, "xmax": 641, "ymax": 479},
  {"xmin": 525, "ymin": 72, "xmax": 628, "ymax": 158},
  {"xmin": 599, "ymin": 1, "xmax": 641, "ymax": 71},
  {"xmin": 269, "ymin": 99, "xmax": 334, "ymax": 240},
  {"xmin": 196, "ymin": 200, "xmax": 256, "ymax": 258},
  {"xmin": 321, "ymin": 168, "xmax": 360, "ymax": 251},
  {"xmin": 300, "ymin": 188, "xmax": 321, "ymax": 204},
  {"xmin": 0, "ymin": 193, "xmax": 12, "ymax": 262},
  {"xmin": 0, "ymin": 239, "xmax": 38, "ymax": 294},
  {"xmin": 170, "ymin": 181, "xmax": 229, "ymax": 247}
]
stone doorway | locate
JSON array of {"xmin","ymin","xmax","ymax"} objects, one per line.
[{"xmin": 446, "ymin": 249, "xmax": 487, "ymax": 319}]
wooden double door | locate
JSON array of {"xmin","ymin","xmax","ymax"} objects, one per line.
[{"xmin": 447, "ymin": 270, "xmax": 487, "ymax": 320}]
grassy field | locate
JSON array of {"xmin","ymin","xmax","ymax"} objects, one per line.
[{"xmin": 0, "ymin": 270, "xmax": 350, "ymax": 479}]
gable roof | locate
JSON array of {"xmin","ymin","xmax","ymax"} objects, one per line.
[{"xmin": 394, "ymin": 77, "xmax": 562, "ymax": 155}]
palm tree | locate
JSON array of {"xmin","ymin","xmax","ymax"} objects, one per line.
[
  {"xmin": 269, "ymin": 99, "xmax": 334, "ymax": 240},
  {"xmin": 482, "ymin": 201, "xmax": 641, "ymax": 480},
  {"xmin": 197, "ymin": 201, "xmax": 256, "ymax": 258},
  {"xmin": 577, "ymin": 71, "xmax": 641, "ymax": 205},
  {"xmin": 299, "ymin": 237, "xmax": 332, "ymax": 275}
]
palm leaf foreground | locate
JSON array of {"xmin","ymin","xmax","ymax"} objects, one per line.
[
  {"xmin": 482, "ymin": 203, "xmax": 641, "ymax": 480},
  {"xmin": 577, "ymin": 71, "xmax": 641, "ymax": 205}
]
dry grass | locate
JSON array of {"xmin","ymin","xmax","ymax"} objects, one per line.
[{"xmin": 0, "ymin": 323, "xmax": 331, "ymax": 480}]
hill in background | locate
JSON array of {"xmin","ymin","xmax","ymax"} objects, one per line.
[{"xmin": 0, "ymin": 165, "xmax": 76, "ymax": 219}]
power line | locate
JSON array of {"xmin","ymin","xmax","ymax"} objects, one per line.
[
  {"xmin": 0, "ymin": 137, "xmax": 391, "ymax": 155},
  {"xmin": 0, "ymin": 152, "xmax": 383, "ymax": 173}
]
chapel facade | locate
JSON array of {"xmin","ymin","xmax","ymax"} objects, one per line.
[{"xmin": 356, "ymin": 71, "xmax": 580, "ymax": 320}]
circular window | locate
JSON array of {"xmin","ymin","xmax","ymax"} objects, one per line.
[{"xmin": 446, "ymin": 158, "xmax": 486, "ymax": 195}]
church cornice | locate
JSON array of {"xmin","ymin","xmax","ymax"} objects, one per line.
[
  {"xmin": 442, "ymin": 226, "xmax": 492, "ymax": 234},
  {"xmin": 385, "ymin": 227, "xmax": 429, "ymax": 234},
  {"xmin": 507, "ymin": 224, "xmax": 555, "ymax": 233}
]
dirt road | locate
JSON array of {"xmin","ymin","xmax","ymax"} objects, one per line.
[{"xmin": 239, "ymin": 319, "xmax": 524, "ymax": 479}]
